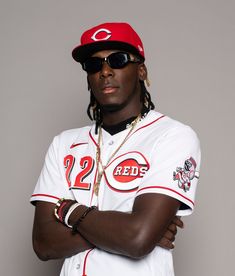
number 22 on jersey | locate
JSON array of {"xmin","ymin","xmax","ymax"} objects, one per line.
[{"xmin": 64, "ymin": 155, "xmax": 94, "ymax": 190}]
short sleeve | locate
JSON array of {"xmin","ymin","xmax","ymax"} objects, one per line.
[
  {"xmin": 136, "ymin": 125, "xmax": 201, "ymax": 216},
  {"xmin": 30, "ymin": 135, "xmax": 73, "ymax": 205}
]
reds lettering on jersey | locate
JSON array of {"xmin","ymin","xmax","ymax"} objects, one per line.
[
  {"xmin": 105, "ymin": 152, "xmax": 150, "ymax": 192},
  {"xmin": 113, "ymin": 159, "xmax": 148, "ymax": 181}
]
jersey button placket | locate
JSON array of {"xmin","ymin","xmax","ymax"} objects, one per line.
[{"xmin": 108, "ymin": 140, "xmax": 114, "ymax": 146}]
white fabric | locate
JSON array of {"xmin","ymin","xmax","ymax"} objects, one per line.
[{"xmin": 31, "ymin": 110, "xmax": 201, "ymax": 276}]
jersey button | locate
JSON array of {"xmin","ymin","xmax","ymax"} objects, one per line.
[{"xmin": 109, "ymin": 140, "xmax": 114, "ymax": 145}]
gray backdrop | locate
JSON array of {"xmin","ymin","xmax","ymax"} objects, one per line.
[{"xmin": 1, "ymin": 0, "xmax": 234, "ymax": 275}]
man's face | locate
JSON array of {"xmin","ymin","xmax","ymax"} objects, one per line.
[{"xmin": 86, "ymin": 50, "xmax": 145, "ymax": 113}]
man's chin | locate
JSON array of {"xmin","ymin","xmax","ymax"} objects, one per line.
[{"xmin": 100, "ymin": 104, "xmax": 124, "ymax": 113}]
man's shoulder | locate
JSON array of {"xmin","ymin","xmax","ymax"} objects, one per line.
[
  {"xmin": 146, "ymin": 110, "xmax": 195, "ymax": 132},
  {"xmin": 145, "ymin": 110, "xmax": 199, "ymax": 144},
  {"xmin": 60, "ymin": 125, "xmax": 91, "ymax": 137},
  {"xmin": 52, "ymin": 124, "xmax": 93, "ymax": 149}
]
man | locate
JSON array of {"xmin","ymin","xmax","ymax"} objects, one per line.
[{"xmin": 31, "ymin": 22, "xmax": 201, "ymax": 276}]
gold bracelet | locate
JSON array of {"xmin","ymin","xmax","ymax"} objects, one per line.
[{"xmin": 54, "ymin": 198, "xmax": 66, "ymax": 220}]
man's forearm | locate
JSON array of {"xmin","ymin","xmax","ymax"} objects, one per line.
[
  {"xmin": 33, "ymin": 201, "xmax": 93, "ymax": 261},
  {"xmin": 68, "ymin": 193, "xmax": 180, "ymax": 258},
  {"xmin": 33, "ymin": 194, "xmax": 181, "ymax": 261}
]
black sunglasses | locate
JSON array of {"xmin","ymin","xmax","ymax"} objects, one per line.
[{"xmin": 82, "ymin": 52, "xmax": 140, "ymax": 73}]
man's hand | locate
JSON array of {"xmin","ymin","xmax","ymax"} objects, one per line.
[{"xmin": 157, "ymin": 216, "xmax": 184, "ymax": 249}]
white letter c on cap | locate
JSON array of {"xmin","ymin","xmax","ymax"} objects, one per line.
[{"xmin": 91, "ymin": 28, "xmax": 112, "ymax": 41}]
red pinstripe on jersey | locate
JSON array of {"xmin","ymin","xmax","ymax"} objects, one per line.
[
  {"xmin": 82, "ymin": 248, "xmax": 94, "ymax": 276},
  {"xmin": 89, "ymin": 130, "xmax": 98, "ymax": 147}
]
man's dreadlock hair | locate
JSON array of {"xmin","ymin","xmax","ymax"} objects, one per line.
[{"xmin": 87, "ymin": 80, "xmax": 155, "ymax": 133}]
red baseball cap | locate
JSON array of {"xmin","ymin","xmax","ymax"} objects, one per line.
[{"xmin": 72, "ymin": 22, "xmax": 145, "ymax": 63}]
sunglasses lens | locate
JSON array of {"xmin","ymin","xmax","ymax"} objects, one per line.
[
  {"xmin": 82, "ymin": 57, "xmax": 102, "ymax": 73},
  {"xmin": 82, "ymin": 52, "xmax": 133, "ymax": 73},
  {"xmin": 108, "ymin": 52, "xmax": 129, "ymax": 69}
]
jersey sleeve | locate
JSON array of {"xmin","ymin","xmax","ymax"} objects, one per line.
[
  {"xmin": 30, "ymin": 135, "xmax": 73, "ymax": 205},
  {"xmin": 136, "ymin": 125, "xmax": 201, "ymax": 216}
]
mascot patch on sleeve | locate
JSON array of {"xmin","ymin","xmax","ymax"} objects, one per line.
[{"xmin": 173, "ymin": 157, "xmax": 199, "ymax": 192}]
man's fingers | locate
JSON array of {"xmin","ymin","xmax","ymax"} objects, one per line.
[
  {"xmin": 157, "ymin": 237, "xmax": 175, "ymax": 250},
  {"xmin": 158, "ymin": 217, "xmax": 184, "ymax": 250},
  {"xmin": 163, "ymin": 229, "xmax": 176, "ymax": 242},
  {"xmin": 172, "ymin": 216, "xmax": 184, "ymax": 228},
  {"xmin": 167, "ymin": 223, "xmax": 177, "ymax": 234}
]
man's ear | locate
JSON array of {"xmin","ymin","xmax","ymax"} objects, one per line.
[{"xmin": 138, "ymin": 63, "xmax": 148, "ymax": 81}]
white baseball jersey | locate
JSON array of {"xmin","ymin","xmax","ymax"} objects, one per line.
[{"xmin": 31, "ymin": 110, "xmax": 201, "ymax": 276}]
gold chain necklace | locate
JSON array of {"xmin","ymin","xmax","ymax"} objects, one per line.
[{"xmin": 94, "ymin": 114, "xmax": 141, "ymax": 196}]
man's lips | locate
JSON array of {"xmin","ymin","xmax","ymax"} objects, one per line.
[{"xmin": 102, "ymin": 85, "xmax": 118, "ymax": 94}]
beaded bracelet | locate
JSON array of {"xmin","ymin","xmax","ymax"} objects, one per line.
[{"xmin": 72, "ymin": 206, "xmax": 97, "ymax": 234}]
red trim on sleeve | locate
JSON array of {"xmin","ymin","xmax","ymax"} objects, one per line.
[
  {"xmin": 137, "ymin": 186, "xmax": 194, "ymax": 206},
  {"xmin": 31, "ymin": 194, "xmax": 60, "ymax": 201}
]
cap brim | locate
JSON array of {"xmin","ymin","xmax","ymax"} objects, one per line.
[{"xmin": 72, "ymin": 41, "xmax": 144, "ymax": 63}]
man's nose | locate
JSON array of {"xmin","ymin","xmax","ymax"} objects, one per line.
[{"xmin": 99, "ymin": 61, "xmax": 114, "ymax": 78}]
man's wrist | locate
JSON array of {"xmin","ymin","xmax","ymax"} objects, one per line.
[
  {"xmin": 72, "ymin": 206, "xmax": 97, "ymax": 234},
  {"xmin": 68, "ymin": 204, "xmax": 88, "ymax": 226},
  {"xmin": 54, "ymin": 198, "xmax": 80, "ymax": 226}
]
